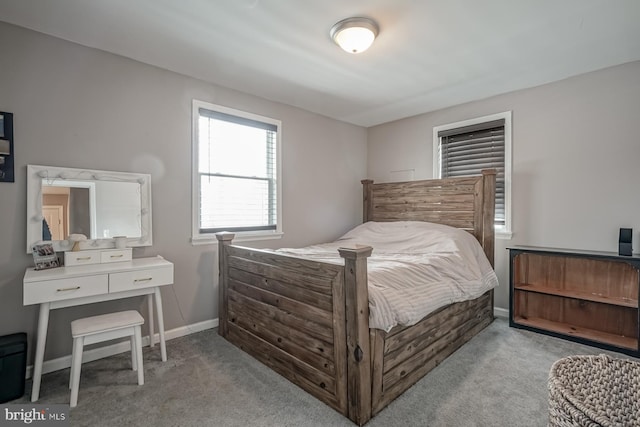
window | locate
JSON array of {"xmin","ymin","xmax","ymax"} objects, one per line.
[
  {"xmin": 433, "ymin": 111, "xmax": 512, "ymax": 237},
  {"xmin": 192, "ymin": 100, "xmax": 282, "ymax": 243}
]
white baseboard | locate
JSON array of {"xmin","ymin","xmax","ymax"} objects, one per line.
[
  {"xmin": 494, "ymin": 307, "xmax": 509, "ymax": 318},
  {"xmin": 26, "ymin": 318, "xmax": 219, "ymax": 379}
]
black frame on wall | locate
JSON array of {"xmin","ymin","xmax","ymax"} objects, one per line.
[{"xmin": 0, "ymin": 111, "xmax": 14, "ymax": 183}]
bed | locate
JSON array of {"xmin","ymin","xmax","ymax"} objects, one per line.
[{"xmin": 215, "ymin": 169, "xmax": 497, "ymax": 425}]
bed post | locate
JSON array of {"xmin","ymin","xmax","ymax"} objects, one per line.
[
  {"xmin": 480, "ymin": 169, "xmax": 496, "ymax": 267},
  {"xmin": 338, "ymin": 245, "xmax": 373, "ymax": 426},
  {"xmin": 361, "ymin": 179, "xmax": 373, "ymax": 223},
  {"xmin": 216, "ymin": 232, "xmax": 235, "ymax": 338}
]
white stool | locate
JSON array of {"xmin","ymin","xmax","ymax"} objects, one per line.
[{"xmin": 69, "ymin": 310, "xmax": 145, "ymax": 408}]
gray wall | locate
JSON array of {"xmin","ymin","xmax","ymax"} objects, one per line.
[
  {"xmin": 0, "ymin": 22, "xmax": 367, "ymax": 362},
  {"xmin": 368, "ymin": 60, "xmax": 640, "ymax": 311}
]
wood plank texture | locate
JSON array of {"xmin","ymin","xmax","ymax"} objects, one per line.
[
  {"xmin": 216, "ymin": 233, "xmax": 235, "ymax": 337},
  {"xmin": 229, "ymin": 278, "xmax": 334, "ymax": 328},
  {"xmin": 215, "ymin": 170, "xmax": 496, "ymax": 426},
  {"xmin": 227, "ymin": 322, "xmax": 343, "ymax": 411},
  {"xmin": 480, "ymin": 169, "xmax": 496, "ymax": 266},
  {"xmin": 514, "ymin": 253, "xmax": 639, "ymax": 302},
  {"xmin": 369, "ymin": 329, "xmax": 385, "ymax": 413},
  {"xmin": 514, "ymin": 290, "xmax": 638, "ymax": 339},
  {"xmin": 222, "ymin": 250, "xmax": 349, "ymax": 416},
  {"xmin": 361, "ymin": 179, "xmax": 373, "ymax": 222},
  {"xmin": 228, "ymin": 289, "xmax": 334, "ymax": 344},
  {"xmin": 227, "ymin": 250, "xmax": 339, "ymax": 295},
  {"xmin": 339, "ymin": 246, "xmax": 374, "ymax": 426},
  {"xmin": 330, "ymin": 270, "xmax": 349, "ymax": 413},
  {"xmin": 373, "ymin": 291, "xmax": 493, "ymax": 414},
  {"xmin": 383, "ymin": 293, "xmax": 492, "ymax": 373},
  {"xmin": 227, "ymin": 303, "xmax": 335, "ymax": 374},
  {"xmin": 513, "ymin": 316, "xmax": 638, "ymax": 350},
  {"xmin": 514, "ymin": 283, "xmax": 638, "ymax": 308},
  {"xmin": 366, "ymin": 170, "xmax": 497, "ymax": 270},
  {"xmin": 382, "ymin": 305, "xmax": 491, "ymax": 388},
  {"xmin": 512, "ymin": 250, "xmax": 640, "ymax": 354},
  {"xmin": 384, "ymin": 292, "xmax": 490, "ymax": 354}
]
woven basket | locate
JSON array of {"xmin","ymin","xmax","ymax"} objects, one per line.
[{"xmin": 548, "ymin": 354, "xmax": 640, "ymax": 427}]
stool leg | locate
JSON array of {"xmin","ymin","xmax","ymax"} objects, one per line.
[
  {"xmin": 134, "ymin": 325, "xmax": 144, "ymax": 385},
  {"xmin": 70, "ymin": 336, "xmax": 84, "ymax": 408},
  {"xmin": 130, "ymin": 335, "xmax": 137, "ymax": 371}
]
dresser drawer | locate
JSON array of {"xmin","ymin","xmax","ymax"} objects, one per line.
[
  {"xmin": 109, "ymin": 266, "xmax": 173, "ymax": 292},
  {"xmin": 64, "ymin": 248, "xmax": 133, "ymax": 266},
  {"xmin": 100, "ymin": 249, "xmax": 132, "ymax": 264},
  {"xmin": 65, "ymin": 251, "xmax": 101, "ymax": 266},
  {"xmin": 24, "ymin": 275, "xmax": 109, "ymax": 305}
]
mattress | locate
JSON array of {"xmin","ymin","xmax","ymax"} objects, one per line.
[{"xmin": 276, "ymin": 221, "xmax": 499, "ymax": 332}]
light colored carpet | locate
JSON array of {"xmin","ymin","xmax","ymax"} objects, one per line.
[{"xmin": 14, "ymin": 318, "xmax": 637, "ymax": 426}]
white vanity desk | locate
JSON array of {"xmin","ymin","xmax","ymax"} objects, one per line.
[{"xmin": 23, "ymin": 256, "xmax": 174, "ymax": 402}]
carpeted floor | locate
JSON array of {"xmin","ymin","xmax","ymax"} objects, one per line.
[{"xmin": 12, "ymin": 318, "xmax": 637, "ymax": 426}]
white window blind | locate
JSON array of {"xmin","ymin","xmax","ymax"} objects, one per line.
[
  {"xmin": 438, "ymin": 119, "xmax": 506, "ymax": 226},
  {"xmin": 197, "ymin": 107, "xmax": 278, "ymax": 234}
]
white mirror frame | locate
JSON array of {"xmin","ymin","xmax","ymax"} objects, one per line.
[{"xmin": 27, "ymin": 164, "xmax": 152, "ymax": 253}]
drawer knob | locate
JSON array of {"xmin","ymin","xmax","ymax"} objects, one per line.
[
  {"xmin": 77, "ymin": 257, "xmax": 92, "ymax": 261},
  {"xmin": 110, "ymin": 255, "xmax": 124, "ymax": 258},
  {"xmin": 134, "ymin": 277, "xmax": 153, "ymax": 283},
  {"xmin": 57, "ymin": 286, "xmax": 81, "ymax": 292}
]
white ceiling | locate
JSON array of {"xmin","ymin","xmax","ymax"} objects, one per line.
[{"xmin": 1, "ymin": 0, "xmax": 639, "ymax": 127}]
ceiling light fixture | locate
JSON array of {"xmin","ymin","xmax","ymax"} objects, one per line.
[{"xmin": 330, "ymin": 17, "xmax": 379, "ymax": 54}]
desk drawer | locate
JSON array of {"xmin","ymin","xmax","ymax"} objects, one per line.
[
  {"xmin": 100, "ymin": 249, "xmax": 132, "ymax": 264},
  {"xmin": 65, "ymin": 251, "xmax": 101, "ymax": 266},
  {"xmin": 109, "ymin": 266, "xmax": 173, "ymax": 292},
  {"xmin": 24, "ymin": 275, "xmax": 109, "ymax": 305}
]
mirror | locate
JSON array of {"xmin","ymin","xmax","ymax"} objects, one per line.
[{"xmin": 27, "ymin": 165, "xmax": 152, "ymax": 253}]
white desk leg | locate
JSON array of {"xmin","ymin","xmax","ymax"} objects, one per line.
[
  {"xmin": 153, "ymin": 287, "xmax": 167, "ymax": 362},
  {"xmin": 147, "ymin": 294, "xmax": 155, "ymax": 348},
  {"xmin": 31, "ymin": 303, "xmax": 50, "ymax": 402}
]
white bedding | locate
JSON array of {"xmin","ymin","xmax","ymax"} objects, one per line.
[{"xmin": 276, "ymin": 221, "xmax": 499, "ymax": 332}]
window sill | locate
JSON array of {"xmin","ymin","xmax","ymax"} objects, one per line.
[
  {"xmin": 496, "ymin": 230, "xmax": 513, "ymax": 240},
  {"xmin": 191, "ymin": 231, "xmax": 284, "ymax": 246}
]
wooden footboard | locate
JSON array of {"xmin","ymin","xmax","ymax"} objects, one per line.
[
  {"xmin": 217, "ymin": 234, "xmax": 494, "ymax": 426},
  {"xmin": 216, "ymin": 234, "xmax": 364, "ymax": 417},
  {"xmin": 215, "ymin": 170, "xmax": 497, "ymax": 426}
]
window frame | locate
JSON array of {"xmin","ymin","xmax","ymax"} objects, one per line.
[
  {"xmin": 433, "ymin": 111, "xmax": 512, "ymax": 239},
  {"xmin": 191, "ymin": 99, "xmax": 283, "ymax": 245}
]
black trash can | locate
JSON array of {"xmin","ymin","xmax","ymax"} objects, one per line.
[{"xmin": 0, "ymin": 332, "xmax": 27, "ymax": 403}]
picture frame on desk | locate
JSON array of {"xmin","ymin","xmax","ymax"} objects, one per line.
[{"xmin": 31, "ymin": 243, "xmax": 60, "ymax": 270}]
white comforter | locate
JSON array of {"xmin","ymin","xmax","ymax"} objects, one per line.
[{"xmin": 276, "ymin": 221, "xmax": 499, "ymax": 332}]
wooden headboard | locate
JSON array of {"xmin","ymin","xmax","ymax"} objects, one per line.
[{"xmin": 361, "ymin": 169, "xmax": 496, "ymax": 266}]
